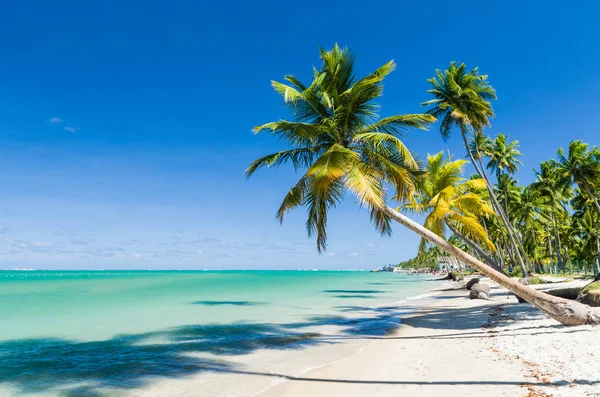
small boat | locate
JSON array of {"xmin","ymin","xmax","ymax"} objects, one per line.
[{"xmin": 371, "ymin": 264, "xmax": 395, "ymax": 272}]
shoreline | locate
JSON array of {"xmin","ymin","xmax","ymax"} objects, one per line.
[
  {"xmin": 256, "ymin": 280, "xmax": 524, "ymax": 397},
  {"xmin": 116, "ymin": 276, "xmax": 443, "ymax": 397},
  {"xmin": 256, "ymin": 277, "xmax": 598, "ymax": 397},
  {"xmin": 3, "ymin": 273, "xmax": 596, "ymax": 396}
]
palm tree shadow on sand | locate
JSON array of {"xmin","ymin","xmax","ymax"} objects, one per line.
[
  {"xmin": 1, "ymin": 303, "xmax": 594, "ymax": 396},
  {"xmin": 0, "ymin": 303, "xmax": 405, "ymax": 396}
]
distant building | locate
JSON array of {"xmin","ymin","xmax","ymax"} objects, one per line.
[{"xmin": 437, "ymin": 256, "xmax": 466, "ymax": 272}]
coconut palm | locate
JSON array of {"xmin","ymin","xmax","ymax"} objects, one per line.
[
  {"xmin": 532, "ymin": 160, "xmax": 574, "ymax": 267},
  {"xmin": 571, "ymin": 192, "xmax": 600, "ymax": 267},
  {"xmin": 246, "ymin": 44, "xmax": 434, "ymax": 252},
  {"xmin": 488, "ymin": 134, "xmax": 523, "ymax": 252},
  {"xmin": 514, "ymin": 186, "xmax": 551, "ymax": 270},
  {"xmin": 404, "ymin": 152, "xmax": 501, "ymax": 271},
  {"xmin": 423, "ymin": 63, "xmax": 529, "ymax": 274},
  {"xmin": 487, "ymin": 134, "xmax": 523, "ymax": 178},
  {"xmin": 556, "ymin": 140, "xmax": 600, "ymax": 217},
  {"xmin": 248, "ymin": 45, "xmax": 600, "ymax": 325},
  {"xmin": 468, "ymin": 130, "xmax": 492, "ymax": 170}
]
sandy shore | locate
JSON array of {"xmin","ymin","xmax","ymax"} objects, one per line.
[{"xmin": 258, "ymin": 278, "xmax": 599, "ymax": 397}]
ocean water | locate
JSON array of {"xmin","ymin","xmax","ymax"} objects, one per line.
[{"xmin": 0, "ymin": 270, "xmax": 434, "ymax": 396}]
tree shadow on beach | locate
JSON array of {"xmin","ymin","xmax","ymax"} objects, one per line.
[
  {"xmin": 0, "ymin": 304, "xmax": 413, "ymax": 396},
  {"xmin": 330, "ymin": 301, "xmax": 592, "ymax": 341},
  {"xmin": 2, "ymin": 296, "xmax": 587, "ymax": 396}
]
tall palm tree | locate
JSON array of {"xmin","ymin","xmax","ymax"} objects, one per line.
[
  {"xmin": 514, "ymin": 185, "xmax": 550, "ymax": 268},
  {"xmin": 404, "ymin": 152, "xmax": 501, "ymax": 271},
  {"xmin": 423, "ymin": 63, "xmax": 529, "ymax": 274},
  {"xmin": 248, "ymin": 45, "xmax": 600, "ymax": 325},
  {"xmin": 487, "ymin": 133, "xmax": 525, "ymax": 249},
  {"xmin": 572, "ymin": 192, "xmax": 600, "ymax": 268},
  {"xmin": 491, "ymin": 174, "xmax": 529, "ymax": 275},
  {"xmin": 556, "ymin": 140, "xmax": 600, "ymax": 217},
  {"xmin": 468, "ymin": 130, "xmax": 492, "ymax": 172},
  {"xmin": 532, "ymin": 160, "xmax": 574, "ymax": 267},
  {"xmin": 486, "ymin": 134, "xmax": 523, "ymax": 178}
]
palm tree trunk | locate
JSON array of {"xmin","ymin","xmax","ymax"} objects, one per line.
[
  {"xmin": 445, "ymin": 222, "xmax": 506, "ymax": 275},
  {"xmin": 506, "ymin": 235, "xmax": 517, "ymax": 269},
  {"xmin": 501, "ymin": 179, "xmax": 532, "ymax": 267},
  {"xmin": 546, "ymin": 226, "xmax": 555, "ymax": 271},
  {"xmin": 459, "ymin": 126, "xmax": 528, "ymax": 276},
  {"xmin": 531, "ymin": 222, "xmax": 539, "ymax": 272},
  {"xmin": 383, "ymin": 205, "xmax": 600, "ymax": 325},
  {"xmin": 595, "ymin": 227, "xmax": 600, "ymax": 274},
  {"xmin": 496, "ymin": 239, "xmax": 506, "ymax": 268},
  {"xmin": 552, "ymin": 212, "xmax": 565, "ymax": 268},
  {"xmin": 482, "ymin": 217, "xmax": 504, "ymax": 267},
  {"xmin": 477, "ymin": 148, "xmax": 532, "ymax": 269},
  {"xmin": 477, "ymin": 153, "xmax": 531, "ymax": 264}
]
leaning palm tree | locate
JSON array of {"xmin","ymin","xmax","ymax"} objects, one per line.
[
  {"xmin": 404, "ymin": 151, "xmax": 502, "ymax": 272},
  {"xmin": 246, "ymin": 44, "xmax": 434, "ymax": 252},
  {"xmin": 422, "ymin": 63, "xmax": 529, "ymax": 274},
  {"xmin": 247, "ymin": 45, "xmax": 600, "ymax": 325}
]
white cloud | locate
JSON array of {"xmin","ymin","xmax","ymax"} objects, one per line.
[
  {"xmin": 31, "ymin": 241, "xmax": 53, "ymax": 247},
  {"xmin": 364, "ymin": 243, "xmax": 376, "ymax": 248},
  {"xmin": 48, "ymin": 117, "xmax": 63, "ymax": 125},
  {"xmin": 350, "ymin": 252, "xmax": 360, "ymax": 256},
  {"xmin": 64, "ymin": 126, "xmax": 78, "ymax": 133},
  {"xmin": 324, "ymin": 252, "xmax": 336, "ymax": 257},
  {"xmin": 197, "ymin": 250, "xmax": 204, "ymax": 255}
]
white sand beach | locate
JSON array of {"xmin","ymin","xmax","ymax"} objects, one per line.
[
  {"xmin": 18, "ymin": 276, "xmax": 595, "ymax": 397},
  {"xmin": 257, "ymin": 278, "xmax": 599, "ymax": 397}
]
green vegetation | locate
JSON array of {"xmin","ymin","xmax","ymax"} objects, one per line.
[
  {"xmin": 248, "ymin": 44, "xmax": 600, "ymax": 325},
  {"xmin": 527, "ymin": 277, "xmax": 546, "ymax": 285}
]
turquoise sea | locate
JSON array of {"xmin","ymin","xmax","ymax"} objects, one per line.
[{"xmin": 0, "ymin": 270, "xmax": 433, "ymax": 396}]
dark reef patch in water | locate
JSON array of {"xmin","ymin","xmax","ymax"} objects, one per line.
[
  {"xmin": 191, "ymin": 300, "xmax": 266, "ymax": 306},
  {"xmin": 323, "ymin": 290, "xmax": 384, "ymax": 294}
]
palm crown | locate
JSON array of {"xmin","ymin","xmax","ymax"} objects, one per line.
[
  {"xmin": 422, "ymin": 62, "xmax": 496, "ymax": 138},
  {"xmin": 556, "ymin": 140, "xmax": 600, "ymax": 191},
  {"xmin": 404, "ymin": 152, "xmax": 495, "ymax": 253},
  {"xmin": 486, "ymin": 134, "xmax": 523, "ymax": 177},
  {"xmin": 246, "ymin": 45, "xmax": 434, "ymax": 251}
]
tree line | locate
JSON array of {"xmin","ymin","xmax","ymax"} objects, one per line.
[{"xmin": 247, "ymin": 44, "xmax": 600, "ymax": 325}]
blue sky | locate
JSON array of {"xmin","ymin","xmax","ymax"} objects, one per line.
[{"xmin": 0, "ymin": 1, "xmax": 599, "ymax": 269}]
